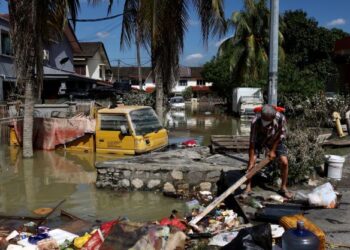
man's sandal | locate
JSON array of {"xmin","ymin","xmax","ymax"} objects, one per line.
[{"xmin": 278, "ymin": 189, "xmax": 294, "ymax": 199}]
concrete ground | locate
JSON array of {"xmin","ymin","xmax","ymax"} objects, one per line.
[
  {"xmin": 232, "ymin": 154, "xmax": 350, "ymax": 249},
  {"xmin": 305, "ymin": 154, "xmax": 350, "ymax": 250}
]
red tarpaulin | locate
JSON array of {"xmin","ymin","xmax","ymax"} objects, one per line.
[{"xmin": 13, "ymin": 117, "xmax": 96, "ymax": 150}]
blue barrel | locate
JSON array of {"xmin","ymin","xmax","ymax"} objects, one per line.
[{"xmin": 282, "ymin": 221, "xmax": 320, "ymax": 250}]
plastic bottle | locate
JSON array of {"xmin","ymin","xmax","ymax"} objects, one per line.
[{"xmin": 282, "ymin": 221, "xmax": 320, "ymax": 250}]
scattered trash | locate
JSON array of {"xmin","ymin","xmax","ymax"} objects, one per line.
[
  {"xmin": 221, "ymin": 223, "xmax": 272, "ymax": 250},
  {"xmin": 33, "ymin": 208, "xmax": 53, "ymax": 216},
  {"xmin": 208, "ymin": 231, "xmax": 239, "ymax": 247},
  {"xmin": 182, "ymin": 139, "xmax": 197, "ymax": 147},
  {"xmin": 307, "ymin": 179, "xmax": 319, "ymax": 187},
  {"xmin": 269, "ymin": 194, "xmax": 284, "ymax": 203},
  {"xmin": 5, "ymin": 231, "xmax": 19, "ymax": 242},
  {"xmin": 248, "ymin": 197, "xmax": 264, "ymax": 209},
  {"xmin": 307, "ymin": 182, "xmax": 337, "ymax": 208},
  {"xmin": 186, "ymin": 199, "xmax": 200, "ymax": 211},
  {"xmin": 73, "ymin": 232, "xmax": 92, "ymax": 248},
  {"xmin": 270, "ymin": 224, "xmax": 285, "ymax": 238}
]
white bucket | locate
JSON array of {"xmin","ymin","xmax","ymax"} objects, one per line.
[{"xmin": 325, "ymin": 155, "xmax": 345, "ymax": 180}]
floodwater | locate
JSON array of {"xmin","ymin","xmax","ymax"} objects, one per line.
[
  {"xmin": 0, "ymin": 105, "xmax": 243, "ymax": 221},
  {"xmin": 2, "ymin": 105, "xmax": 348, "ymax": 222},
  {"xmin": 166, "ymin": 105, "xmax": 248, "ymax": 145}
]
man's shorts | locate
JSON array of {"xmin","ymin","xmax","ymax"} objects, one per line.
[{"xmin": 254, "ymin": 139, "xmax": 288, "ymax": 157}]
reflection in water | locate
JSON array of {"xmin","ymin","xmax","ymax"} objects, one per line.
[
  {"xmin": 167, "ymin": 105, "xmax": 252, "ymax": 145},
  {"xmin": 0, "ymin": 146, "xmax": 185, "ymax": 221}
]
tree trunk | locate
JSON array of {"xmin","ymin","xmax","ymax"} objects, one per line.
[
  {"xmin": 155, "ymin": 74, "xmax": 163, "ymax": 123},
  {"xmin": 22, "ymin": 78, "xmax": 34, "ymax": 158}
]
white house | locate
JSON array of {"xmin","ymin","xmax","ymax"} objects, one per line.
[
  {"xmin": 111, "ymin": 66, "xmax": 212, "ymax": 95},
  {"xmin": 73, "ymin": 42, "xmax": 112, "ymax": 83}
]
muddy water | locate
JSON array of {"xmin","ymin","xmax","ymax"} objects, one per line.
[
  {"xmin": 166, "ymin": 105, "xmax": 248, "ymax": 145},
  {"xmin": 0, "ymin": 146, "xmax": 185, "ymax": 222},
  {"xmin": 0, "ymin": 107, "xmax": 241, "ymax": 221}
]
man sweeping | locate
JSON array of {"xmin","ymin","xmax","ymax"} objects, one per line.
[{"xmin": 245, "ymin": 104, "xmax": 293, "ymax": 199}]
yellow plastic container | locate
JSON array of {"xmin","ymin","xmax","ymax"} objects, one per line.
[{"xmin": 279, "ymin": 214, "xmax": 325, "ymax": 250}]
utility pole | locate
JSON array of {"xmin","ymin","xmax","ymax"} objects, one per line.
[
  {"xmin": 117, "ymin": 59, "xmax": 120, "ymax": 82},
  {"xmin": 268, "ymin": 0, "xmax": 279, "ymax": 105},
  {"xmin": 136, "ymin": 0, "xmax": 143, "ymax": 91}
]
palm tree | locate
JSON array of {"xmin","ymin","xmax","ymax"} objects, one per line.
[
  {"xmin": 120, "ymin": 0, "xmax": 226, "ymax": 121},
  {"xmin": 218, "ymin": 0, "xmax": 284, "ymax": 86},
  {"xmin": 8, "ymin": 0, "xmax": 110, "ymax": 158}
]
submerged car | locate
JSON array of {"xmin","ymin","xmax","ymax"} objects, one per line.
[
  {"xmin": 169, "ymin": 96, "xmax": 185, "ymax": 109},
  {"xmin": 96, "ymin": 106, "xmax": 168, "ymax": 155}
]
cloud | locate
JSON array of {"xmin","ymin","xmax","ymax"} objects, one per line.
[
  {"xmin": 185, "ymin": 53, "xmax": 204, "ymax": 62},
  {"xmin": 327, "ymin": 18, "xmax": 346, "ymax": 27},
  {"xmin": 96, "ymin": 31, "xmax": 110, "ymax": 39}
]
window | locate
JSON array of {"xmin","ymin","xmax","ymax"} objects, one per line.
[
  {"xmin": 130, "ymin": 108, "xmax": 162, "ymax": 135},
  {"xmin": 179, "ymin": 80, "xmax": 187, "ymax": 86},
  {"xmin": 100, "ymin": 114, "xmax": 129, "ymax": 131},
  {"xmin": 99, "ymin": 66, "xmax": 103, "ymax": 79},
  {"xmin": 1, "ymin": 31, "xmax": 13, "ymax": 56},
  {"xmin": 74, "ymin": 65, "xmax": 86, "ymax": 76},
  {"xmin": 197, "ymin": 80, "xmax": 205, "ymax": 86}
]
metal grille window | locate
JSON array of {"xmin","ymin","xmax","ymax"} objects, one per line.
[
  {"xmin": 1, "ymin": 31, "xmax": 13, "ymax": 56},
  {"xmin": 179, "ymin": 80, "xmax": 188, "ymax": 86},
  {"xmin": 197, "ymin": 80, "xmax": 205, "ymax": 86},
  {"xmin": 100, "ymin": 114, "xmax": 129, "ymax": 131}
]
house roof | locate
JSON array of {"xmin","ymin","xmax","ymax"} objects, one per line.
[
  {"xmin": 64, "ymin": 22, "xmax": 82, "ymax": 54},
  {"xmin": 111, "ymin": 66, "xmax": 204, "ymax": 80},
  {"xmin": 0, "ymin": 13, "xmax": 82, "ymax": 54},
  {"xmin": 0, "ymin": 13, "xmax": 9, "ymax": 21},
  {"xmin": 74, "ymin": 42, "xmax": 111, "ymax": 68},
  {"xmin": 111, "ymin": 67, "xmax": 152, "ymax": 80},
  {"xmin": 335, "ymin": 37, "xmax": 350, "ymax": 56}
]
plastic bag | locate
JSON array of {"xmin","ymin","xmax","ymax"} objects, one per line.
[
  {"xmin": 221, "ymin": 224, "xmax": 272, "ymax": 250},
  {"xmin": 307, "ymin": 182, "xmax": 337, "ymax": 208},
  {"xmin": 74, "ymin": 233, "xmax": 92, "ymax": 249}
]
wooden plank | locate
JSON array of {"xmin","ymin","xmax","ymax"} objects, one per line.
[
  {"xmin": 212, "ymin": 141, "xmax": 250, "ymax": 146},
  {"xmin": 189, "ymin": 157, "xmax": 271, "ymax": 226},
  {"xmin": 215, "ymin": 145, "xmax": 249, "ymax": 150},
  {"xmin": 211, "ymin": 135, "xmax": 249, "ymax": 140}
]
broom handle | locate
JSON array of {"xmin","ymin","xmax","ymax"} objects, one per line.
[{"xmin": 189, "ymin": 157, "xmax": 271, "ymax": 226}]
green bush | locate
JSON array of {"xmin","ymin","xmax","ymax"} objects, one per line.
[
  {"xmin": 122, "ymin": 91, "xmax": 155, "ymax": 107},
  {"xmin": 281, "ymin": 93, "xmax": 350, "ymax": 128},
  {"xmin": 182, "ymin": 87, "xmax": 193, "ymax": 101},
  {"xmin": 285, "ymin": 128, "xmax": 325, "ymax": 184}
]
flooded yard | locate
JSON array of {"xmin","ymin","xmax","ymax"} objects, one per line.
[
  {"xmin": 0, "ymin": 146, "xmax": 186, "ymax": 222},
  {"xmin": 1, "ymin": 106, "xmax": 348, "ymax": 223},
  {"xmin": 0, "ymin": 106, "xmax": 243, "ymax": 221}
]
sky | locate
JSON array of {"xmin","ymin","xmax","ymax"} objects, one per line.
[{"xmin": 1, "ymin": 0, "xmax": 350, "ymax": 67}]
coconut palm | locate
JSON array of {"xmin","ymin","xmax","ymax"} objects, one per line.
[
  {"xmin": 8, "ymin": 0, "xmax": 111, "ymax": 158},
  {"xmin": 120, "ymin": 0, "xmax": 226, "ymax": 120},
  {"xmin": 219, "ymin": 0, "xmax": 284, "ymax": 86}
]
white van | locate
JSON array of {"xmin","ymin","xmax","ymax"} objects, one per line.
[
  {"xmin": 232, "ymin": 88, "xmax": 263, "ymax": 116},
  {"xmin": 169, "ymin": 96, "xmax": 185, "ymax": 109}
]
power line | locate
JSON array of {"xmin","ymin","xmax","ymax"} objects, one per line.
[{"xmin": 69, "ymin": 12, "xmax": 126, "ymax": 22}]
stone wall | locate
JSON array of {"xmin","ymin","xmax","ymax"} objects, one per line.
[{"xmin": 95, "ymin": 147, "xmax": 246, "ymax": 195}]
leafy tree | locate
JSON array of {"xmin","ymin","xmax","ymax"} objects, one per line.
[
  {"xmin": 202, "ymin": 52, "xmax": 234, "ymax": 107},
  {"xmin": 218, "ymin": 0, "xmax": 284, "ymax": 85},
  {"xmin": 119, "ymin": 0, "xmax": 226, "ymax": 121},
  {"xmin": 182, "ymin": 87, "xmax": 193, "ymax": 101},
  {"xmin": 279, "ymin": 10, "xmax": 349, "ymax": 100}
]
